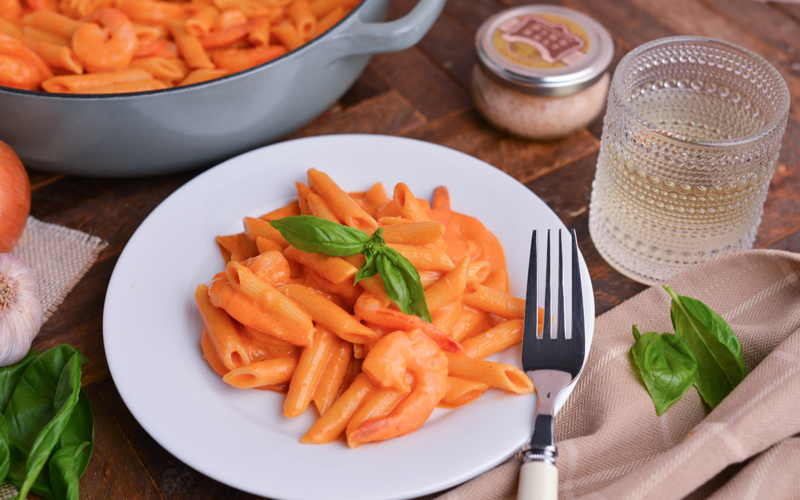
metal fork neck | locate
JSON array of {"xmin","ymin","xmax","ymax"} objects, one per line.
[{"xmin": 524, "ymin": 370, "xmax": 572, "ymax": 465}]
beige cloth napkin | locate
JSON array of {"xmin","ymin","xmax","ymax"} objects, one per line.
[
  {"xmin": 4, "ymin": 216, "xmax": 107, "ymax": 499},
  {"xmin": 437, "ymin": 249, "xmax": 800, "ymax": 500}
]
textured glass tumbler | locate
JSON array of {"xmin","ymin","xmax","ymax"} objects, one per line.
[{"xmin": 589, "ymin": 37, "xmax": 790, "ymax": 285}]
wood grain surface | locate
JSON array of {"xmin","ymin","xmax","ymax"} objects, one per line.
[{"xmin": 19, "ymin": 0, "xmax": 800, "ymax": 498}]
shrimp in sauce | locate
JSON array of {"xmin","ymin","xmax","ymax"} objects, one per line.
[{"xmin": 347, "ymin": 329, "xmax": 448, "ymax": 447}]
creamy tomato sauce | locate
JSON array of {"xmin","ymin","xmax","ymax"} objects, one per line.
[{"xmin": 430, "ymin": 207, "xmax": 509, "ymax": 294}]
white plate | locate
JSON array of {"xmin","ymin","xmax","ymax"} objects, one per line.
[{"xmin": 103, "ymin": 135, "xmax": 594, "ymax": 500}]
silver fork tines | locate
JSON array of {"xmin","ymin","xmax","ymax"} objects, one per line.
[
  {"xmin": 522, "ymin": 229, "xmax": 586, "ymax": 376},
  {"xmin": 520, "ymin": 229, "xmax": 588, "ymax": 467}
]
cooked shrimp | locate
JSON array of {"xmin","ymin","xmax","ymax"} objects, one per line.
[
  {"xmin": 72, "ymin": 8, "xmax": 137, "ymax": 72},
  {"xmin": 347, "ymin": 329, "xmax": 448, "ymax": 447},
  {"xmin": 354, "ymin": 293, "xmax": 464, "ymax": 354}
]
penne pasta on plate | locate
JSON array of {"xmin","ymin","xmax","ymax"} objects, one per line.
[{"xmin": 194, "ymin": 169, "xmax": 543, "ymax": 447}]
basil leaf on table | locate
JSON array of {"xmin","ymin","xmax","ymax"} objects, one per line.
[
  {"xmin": 630, "ymin": 325, "xmax": 698, "ymax": 416},
  {"xmin": 6, "ymin": 345, "xmax": 84, "ymax": 499},
  {"xmin": 45, "ymin": 442, "xmax": 90, "ymax": 500},
  {"xmin": 0, "ymin": 349, "xmax": 41, "ymax": 413},
  {"xmin": 664, "ymin": 285, "xmax": 747, "ymax": 410},
  {"xmin": 270, "ymin": 215, "xmax": 369, "ymax": 256},
  {"xmin": 32, "ymin": 389, "xmax": 93, "ymax": 500}
]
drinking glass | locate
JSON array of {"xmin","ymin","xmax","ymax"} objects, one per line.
[{"xmin": 589, "ymin": 36, "xmax": 790, "ymax": 285}]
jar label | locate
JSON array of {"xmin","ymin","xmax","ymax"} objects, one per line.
[{"xmin": 493, "ymin": 14, "xmax": 590, "ymax": 69}]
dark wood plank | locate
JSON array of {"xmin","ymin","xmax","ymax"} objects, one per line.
[
  {"xmin": 26, "ymin": 169, "xmax": 65, "ymax": 191},
  {"xmin": 700, "ymin": 0, "xmax": 800, "ymax": 54},
  {"xmin": 442, "ymin": 0, "xmax": 505, "ymax": 36},
  {"xmin": 337, "ymin": 66, "xmax": 392, "ymax": 110},
  {"xmin": 370, "ymin": 47, "xmax": 472, "ymax": 121},
  {"xmin": 285, "ymin": 90, "xmax": 426, "ymax": 139},
  {"xmin": 392, "ymin": 0, "xmax": 476, "ymax": 90},
  {"xmin": 29, "ymin": 173, "xmax": 193, "ymax": 260},
  {"xmin": 404, "ymin": 108, "xmax": 599, "ymax": 184},
  {"xmin": 78, "ymin": 384, "xmax": 163, "ymax": 500},
  {"xmin": 97, "ymin": 379, "xmax": 266, "ymax": 500}
]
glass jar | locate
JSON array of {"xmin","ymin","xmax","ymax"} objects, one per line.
[
  {"xmin": 589, "ymin": 36, "xmax": 790, "ymax": 285},
  {"xmin": 472, "ymin": 5, "xmax": 614, "ymax": 140}
]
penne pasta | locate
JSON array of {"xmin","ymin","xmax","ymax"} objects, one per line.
[
  {"xmin": 312, "ymin": 337, "xmax": 353, "ymax": 415},
  {"xmin": 387, "ymin": 243, "xmax": 454, "ymax": 272},
  {"xmin": 284, "ymin": 326, "xmax": 335, "ymax": 417},
  {"xmin": 462, "ymin": 283, "xmax": 525, "ymax": 320},
  {"xmin": 201, "ymin": 328, "xmax": 230, "ymax": 376},
  {"xmin": 444, "ymin": 352, "xmax": 533, "ymax": 394},
  {"xmin": 287, "ymin": 0, "xmax": 314, "ymax": 39},
  {"xmin": 424, "ymin": 255, "xmax": 470, "ymax": 311},
  {"xmin": 41, "ymin": 67, "xmax": 150, "ymax": 92},
  {"xmin": 168, "ymin": 19, "xmax": 214, "ymax": 69},
  {"xmin": 467, "ymin": 260, "xmax": 491, "ymax": 284},
  {"xmin": 306, "ymin": 191, "xmax": 339, "ymax": 222},
  {"xmin": 192, "ymin": 170, "xmax": 536, "ymax": 449},
  {"xmin": 21, "ymin": 11, "xmax": 80, "ymax": 38},
  {"xmin": 195, "ymin": 284, "xmax": 252, "ymax": 370},
  {"xmin": 178, "ymin": 67, "xmax": 227, "ymax": 85},
  {"xmin": 210, "ymin": 267, "xmax": 314, "ymax": 347},
  {"xmin": 393, "ymin": 183, "xmax": 431, "ymax": 222},
  {"xmin": 280, "ymin": 284, "xmax": 380, "ymax": 344},
  {"xmin": 461, "ymin": 319, "xmax": 524, "ymax": 360},
  {"xmin": 439, "ymin": 377, "xmax": 487, "ymax": 408},
  {"xmin": 243, "ymin": 216, "xmax": 289, "ymax": 248},
  {"xmin": 300, "ymin": 373, "xmax": 372, "ymax": 444},
  {"xmin": 223, "ymin": 355, "xmax": 298, "ymax": 389},
  {"xmin": 130, "ymin": 56, "xmax": 187, "ymax": 81},
  {"xmin": 369, "ymin": 221, "xmax": 445, "ymax": 246},
  {"xmin": 259, "ymin": 200, "xmax": 300, "ymax": 221},
  {"xmin": 307, "ymin": 168, "xmax": 378, "ymax": 230},
  {"xmin": 284, "ymin": 245, "xmax": 356, "ymax": 284}
]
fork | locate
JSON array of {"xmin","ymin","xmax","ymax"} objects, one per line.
[{"xmin": 517, "ymin": 229, "xmax": 587, "ymax": 500}]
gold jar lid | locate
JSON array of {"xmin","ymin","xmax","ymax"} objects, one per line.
[{"xmin": 475, "ymin": 5, "xmax": 614, "ymax": 97}]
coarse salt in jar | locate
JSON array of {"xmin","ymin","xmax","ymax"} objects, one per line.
[{"xmin": 473, "ymin": 5, "xmax": 614, "ymax": 140}]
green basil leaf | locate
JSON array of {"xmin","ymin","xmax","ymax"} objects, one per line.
[
  {"xmin": 32, "ymin": 388, "xmax": 94, "ymax": 500},
  {"xmin": 45, "ymin": 442, "xmax": 90, "ymax": 500},
  {"xmin": 0, "ymin": 413, "xmax": 9, "ymax": 485},
  {"xmin": 7, "ymin": 346, "xmax": 83, "ymax": 499},
  {"xmin": 664, "ymin": 285, "xmax": 746, "ymax": 410},
  {"xmin": 0, "ymin": 349, "xmax": 41, "ymax": 414},
  {"xmin": 353, "ymin": 250, "xmax": 378, "ymax": 286},
  {"xmin": 376, "ymin": 251, "xmax": 411, "ymax": 314},
  {"xmin": 270, "ymin": 215, "xmax": 369, "ymax": 256},
  {"xmin": 378, "ymin": 247, "xmax": 432, "ymax": 323},
  {"xmin": 630, "ymin": 325, "xmax": 698, "ymax": 415}
]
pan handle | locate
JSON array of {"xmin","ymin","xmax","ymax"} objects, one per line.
[{"xmin": 329, "ymin": 0, "xmax": 447, "ymax": 58}]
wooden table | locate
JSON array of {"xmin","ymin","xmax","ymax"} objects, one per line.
[{"xmin": 23, "ymin": 0, "xmax": 800, "ymax": 497}]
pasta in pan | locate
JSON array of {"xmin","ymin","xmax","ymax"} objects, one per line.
[
  {"xmin": 196, "ymin": 170, "xmax": 542, "ymax": 447},
  {"xmin": 0, "ymin": 0, "xmax": 358, "ymax": 93}
]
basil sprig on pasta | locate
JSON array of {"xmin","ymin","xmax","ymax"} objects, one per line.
[{"xmin": 270, "ymin": 215, "xmax": 432, "ymax": 322}]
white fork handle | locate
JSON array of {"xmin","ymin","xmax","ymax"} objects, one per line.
[{"xmin": 517, "ymin": 461, "xmax": 558, "ymax": 500}]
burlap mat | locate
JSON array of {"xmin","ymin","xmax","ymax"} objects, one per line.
[
  {"xmin": 11, "ymin": 216, "xmax": 108, "ymax": 323},
  {"xmin": 437, "ymin": 249, "xmax": 800, "ymax": 500},
  {"xmin": 4, "ymin": 216, "xmax": 107, "ymax": 499}
]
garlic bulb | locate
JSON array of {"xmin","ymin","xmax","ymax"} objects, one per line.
[{"xmin": 0, "ymin": 254, "xmax": 43, "ymax": 366}]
